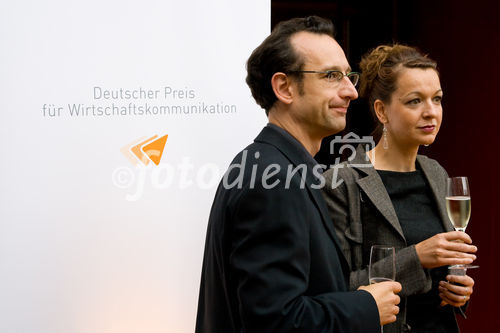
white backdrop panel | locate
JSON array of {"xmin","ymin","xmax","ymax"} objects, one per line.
[{"xmin": 0, "ymin": 1, "xmax": 269, "ymax": 332}]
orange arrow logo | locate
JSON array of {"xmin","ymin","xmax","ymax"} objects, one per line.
[{"xmin": 121, "ymin": 134, "xmax": 168, "ymax": 166}]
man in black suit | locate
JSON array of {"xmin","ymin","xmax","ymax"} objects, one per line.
[{"xmin": 196, "ymin": 16, "xmax": 401, "ymax": 333}]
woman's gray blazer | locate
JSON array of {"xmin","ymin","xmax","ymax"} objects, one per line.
[{"xmin": 321, "ymin": 145, "xmax": 458, "ymax": 332}]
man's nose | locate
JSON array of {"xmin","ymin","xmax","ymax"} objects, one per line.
[{"xmin": 339, "ymin": 77, "xmax": 359, "ymax": 100}]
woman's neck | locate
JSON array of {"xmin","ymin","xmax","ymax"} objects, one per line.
[{"xmin": 367, "ymin": 142, "xmax": 419, "ymax": 172}]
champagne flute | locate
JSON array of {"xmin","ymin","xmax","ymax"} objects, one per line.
[
  {"xmin": 445, "ymin": 177, "xmax": 476, "ymax": 314},
  {"xmin": 445, "ymin": 177, "xmax": 471, "ymax": 232},
  {"xmin": 445, "ymin": 177, "xmax": 477, "ymax": 269},
  {"xmin": 369, "ymin": 245, "xmax": 396, "ymax": 332}
]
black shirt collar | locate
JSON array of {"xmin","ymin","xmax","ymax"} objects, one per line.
[{"xmin": 266, "ymin": 123, "xmax": 321, "ymax": 172}]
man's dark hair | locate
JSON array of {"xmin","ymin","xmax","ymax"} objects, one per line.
[{"xmin": 246, "ymin": 16, "xmax": 335, "ymax": 114}]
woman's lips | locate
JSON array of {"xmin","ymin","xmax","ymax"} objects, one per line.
[{"xmin": 419, "ymin": 125, "xmax": 436, "ymax": 133}]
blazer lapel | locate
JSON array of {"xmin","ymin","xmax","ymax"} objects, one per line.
[
  {"xmin": 356, "ymin": 172, "xmax": 406, "ymax": 240},
  {"xmin": 351, "ymin": 146, "xmax": 406, "ymax": 240},
  {"xmin": 254, "ymin": 126, "xmax": 348, "ymax": 266},
  {"xmin": 417, "ymin": 156, "xmax": 454, "ymax": 232},
  {"xmin": 307, "ymin": 177, "xmax": 351, "ymax": 271}
]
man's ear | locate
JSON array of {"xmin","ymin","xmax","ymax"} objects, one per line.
[
  {"xmin": 271, "ymin": 72, "xmax": 293, "ymax": 105},
  {"xmin": 373, "ymin": 99, "xmax": 388, "ymax": 124}
]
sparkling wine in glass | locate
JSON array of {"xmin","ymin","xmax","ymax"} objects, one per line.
[
  {"xmin": 445, "ymin": 177, "xmax": 471, "ymax": 232},
  {"xmin": 369, "ymin": 245, "xmax": 396, "ymax": 332},
  {"xmin": 445, "ymin": 177, "xmax": 477, "ymax": 269}
]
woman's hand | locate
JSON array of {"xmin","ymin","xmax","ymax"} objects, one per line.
[
  {"xmin": 415, "ymin": 231, "xmax": 477, "ymax": 269},
  {"xmin": 439, "ymin": 274, "xmax": 474, "ymax": 307}
]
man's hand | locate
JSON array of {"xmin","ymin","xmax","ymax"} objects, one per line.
[
  {"xmin": 415, "ymin": 231, "xmax": 477, "ymax": 269},
  {"xmin": 358, "ymin": 281, "xmax": 401, "ymax": 326}
]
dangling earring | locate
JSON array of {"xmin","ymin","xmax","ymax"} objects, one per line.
[{"xmin": 383, "ymin": 125, "xmax": 389, "ymax": 150}]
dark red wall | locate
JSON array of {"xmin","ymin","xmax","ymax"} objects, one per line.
[{"xmin": 414, "ymin": 1, "xmax": 500, "ymax": 331}]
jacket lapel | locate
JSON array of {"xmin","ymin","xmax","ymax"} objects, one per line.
[
  {"xmin": 417, "ymin": 156, "xmax": 454, "ymax": 232},
  {"xmin": 254, "ymin": 126, "xmax": 348, "ymax": 266},
  {"xmin": 307, "ymin": 175, "xmax": 352, "ymax": 270},
  {"xmin": 351, "ymin": 147, "xmax": 454, "ymax": 238},
  {"xmin": 351, "ymin": 146, "xmax": 406, "ymax": 240}
]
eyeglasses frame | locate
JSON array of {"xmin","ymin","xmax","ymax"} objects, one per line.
[{"xmin": 288, "ymin": 70, "xmax": 359, "ymax": 86}]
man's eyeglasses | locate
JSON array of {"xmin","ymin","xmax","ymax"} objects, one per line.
[{"xmin": 289, "ymin": 70, "xmax": 360, "ymax": 87}]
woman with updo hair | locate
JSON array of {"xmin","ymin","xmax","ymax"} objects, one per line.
[{"xmin": 322, "ymin": 44, "xmax": 477, "ymax": 332}]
